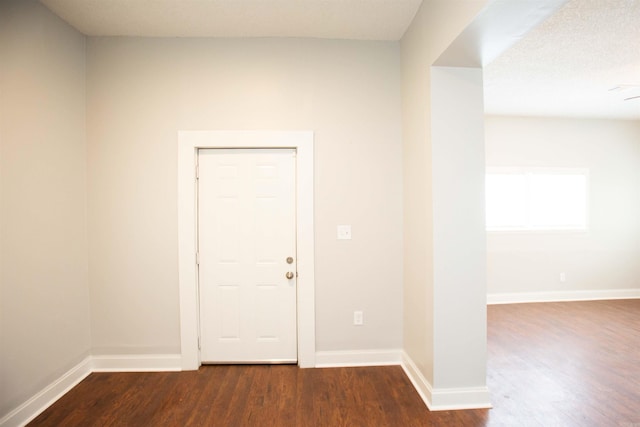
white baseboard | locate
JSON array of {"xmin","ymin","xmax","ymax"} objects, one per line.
[
  {"xmin": 487, "ymin": 288, "xmax": 640, "ymax": 305},
  {"xmin": 0, "ymin": 354, "xmax": 182, "ymax": 427},
  {"xmin": 400, "ymin": 351, "xmax": 433, "ymax": 409},
  {"xmin": 314, "ymin": 349, "xmax": 401, "ymax": 368},
  {"xmin": 400, "ymin": 351, "xmax": 492, "ymax": 411},
  {"xmin": 4, "ymin": 349, "xmax": 495, "ymax": 426},
  {"xmin": 91, "ymin": 354, "xmax": 182, "ymax": 372},
  {"xmin": 430, "ymin": 386, "xmax": 492, "ymax": 410},
  {"xmin": 0, "ymin": 357, "xmax": 92, "ymax": 427}
]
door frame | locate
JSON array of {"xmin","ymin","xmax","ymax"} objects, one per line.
[{"xmin": 178, "ymin": 131, "xmax": 315, "ymax": 370}]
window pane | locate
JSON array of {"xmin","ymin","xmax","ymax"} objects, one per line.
[
  {"xmin": 486, "ymin": 174, "xmax": 527, "ymax": 229},
  {"xmin": 529, "ymin": 174, "xmax": 587, "ymax": 229}
]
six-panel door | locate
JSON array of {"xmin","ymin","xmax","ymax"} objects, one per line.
[{"xmin": 198, "ymin": 148, "xmax": 297, "ymax": 363}]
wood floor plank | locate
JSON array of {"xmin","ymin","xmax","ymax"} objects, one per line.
[
  {"xmin": 27, "ymin": 299, "xmax": 640, "ymax": 426},
  {"xmin": 240, "ymin": 366, "xmax": 269, "ymax": 425},
  {"xmin": 486, "ymin": 299, "xmax": 640, "ymax": 427}
]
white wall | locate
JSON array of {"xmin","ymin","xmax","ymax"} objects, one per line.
[
  {"xmin": 486, "ymin": 116, "xmax": 640, "ymax": 298},
  {"xmin": 86, "ymin": 38, "xmax": 403, "ymax": 355},
  {"xmin": 431, "ymin": 67, "xmax": 487, "ymax": 393},
  {"xmin": 0, "ymin": 0, "xmax": 90, "ymax": 418},
  {"xmin": 400, "ymin": 0, "xmax": 489, "ymax": 407}
]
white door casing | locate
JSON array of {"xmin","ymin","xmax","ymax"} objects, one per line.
[
  {"xmin": 198, "ymin": 149, "xmax": 297, "ymax": 363},
  {"xmin": 178, "ymin": 131, "xmax": 315, "ymax": 369}
]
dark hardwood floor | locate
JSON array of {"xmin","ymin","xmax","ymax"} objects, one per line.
[{"xmin": 28, "ymin": 299, "xmax": 640, "ymax": 426}]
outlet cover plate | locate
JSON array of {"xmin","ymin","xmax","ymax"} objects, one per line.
[
  {"xmin": 353, "ymin": 311, "xmax": 363, "ymax": 325},
  {"xmin": 337, "ymin": 225, "xmax": 352, "ymax": 240}
]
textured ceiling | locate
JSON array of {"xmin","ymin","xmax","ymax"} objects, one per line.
[
  {"xmin": 484, "ymin": 0, "xmax": 640, "ymax": 120},
  {"xmin": 39, "ymin": 0, "xmax": 422, "ymax": 41}
]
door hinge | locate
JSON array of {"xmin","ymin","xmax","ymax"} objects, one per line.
[
  {"xmin": 196, "ymin": 163, "xmax": 199, "ymax": 179},
  {"xmin": 198, "ymin": 336, "xmax": 201, "ymax": 350},
  {"xmin": 196, "ymin": 252, "xmax": 200, "ymax": 265}
]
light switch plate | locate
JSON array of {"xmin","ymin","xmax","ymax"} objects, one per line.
[
  {"xmin": 337, "ymin": 225, "xmax": 352, "ymax": 240},
  {"xmin": 353, "ymin": 311, "xmax": 363, "ymax": 325}
]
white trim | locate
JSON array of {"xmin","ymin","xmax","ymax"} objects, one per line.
[
  {"xmin": 400, "ymin": 351, "xmax": 434, "ymax": 410},
  {"xmin": 315, "ymin": 349, "xmax": 401, "ymax": 368},
  {"xmin": 0, "ymin": 357, "xmax": 92, "ymax": 427},
  {"xmin": 487, "ymin": 288, "xmax": 640, "ymax": 305},
  {"xmin": 401, "ymin": 351, "xmax": 492, "ymax": 411},
  {"xmin": 178, "ymin": 130, "xmax": 316, "ymax": 370},
  {"xmin": 3, "ymin": 351, "xmax": 494, "ymax": 426},
  {"xmin": 0, "ymin": 354, "xmax": 186, "ymax": 427},
  {"xmin": 430, "ymin": 387, "xmax": 492, "ymax": 411},
  {"xmin": 91, "ymin": 354, "xmax": 182, "ymax": 372}
]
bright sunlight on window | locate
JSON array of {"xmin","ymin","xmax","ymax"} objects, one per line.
[{"xmin": 486, "ymin": 168, "xmax": 588, "ymax": 231}]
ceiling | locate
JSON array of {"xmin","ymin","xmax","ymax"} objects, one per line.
[
  {"xmin": 484, "ymin": 0, "xmax": 640, "ymax": 120},
  {"xmin": 40, "ymin": 0, "xmax": 640, "ymax": 120},
  {"xmin": 39, "ymin": 0, "xmax": 422, "ymax": 41}
]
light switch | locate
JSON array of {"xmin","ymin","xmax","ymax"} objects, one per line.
[{"xmin": 337, "ymin": 225, "xmax": 352, "ymax": 240}]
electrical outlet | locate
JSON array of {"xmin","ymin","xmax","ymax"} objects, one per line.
[
  {"xmin": 560, "ymin": 272, "xmax": 566, "ymax": 283},
  {"xmin": 337, "ymin": 225, "xmax": 352, "ymax": 240},
  {"xmin": 353, "ymin": 311, "xmax": 363, "ymax": 326}
]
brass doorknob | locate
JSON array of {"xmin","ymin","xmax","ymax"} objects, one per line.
[{"xmin": 286, "ymin": 272, "xmax": 294, "ymax": 280}]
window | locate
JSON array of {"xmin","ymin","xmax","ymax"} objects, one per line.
[{"xmin": 486, "ymin": 168, "xmax": 588, "ymax": 231}]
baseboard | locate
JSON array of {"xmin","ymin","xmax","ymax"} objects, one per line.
[
  {"xmin": 4, "ymin": 349, "xmax": 494, "ymax": 426},
  {"xmin": 314, "ymin": 349, "xmax": 402, "ymax": 368},
  {"xmin": 430, "ymin": 386, "xmax": 492, "ymax": 410},
  {"xmin": 400, "ymin": 351, "xmax": 434, "ymax": 409},
  {"xmin": 0, "ymin": 357, "xmax": 92, "ymax": 427},
  {"xmin": 91, "ymin": 354, "xmax": 182, "ymax": 372},
  {"xmin": 400, "ymin": 351, "xmax": 492, "ymax": 411},
  {"xmin": 487, "ymin": 288, "xmax": 640, "ymax": 305},
  {"xmin": 0, "ymin": 354, "xmax": 182, "ymax": 427}
]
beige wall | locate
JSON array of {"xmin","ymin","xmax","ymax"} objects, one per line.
[
  {"xmin": 86, "ymin": 38, "xmax": 404, "ymax": 355},
  {"xmin": 400, "ymin": 0, "xmax": 488, "ymax": 389},
  {"xmin": 0, "ymin": 0, "xmax": 90, "ymax": 417},
  {"xmin": 486, "ymin": 116, "xmax": 640, "ymax": 296}
]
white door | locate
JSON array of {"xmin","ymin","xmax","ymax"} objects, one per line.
[{"xmin": 198, "ymin": 148, "xmax": 297, "ymax": 363}]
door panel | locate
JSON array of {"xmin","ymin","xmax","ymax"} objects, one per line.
[{"xmin": 198, "ymin": 148, "xmax": 297, "ymax": 363}]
